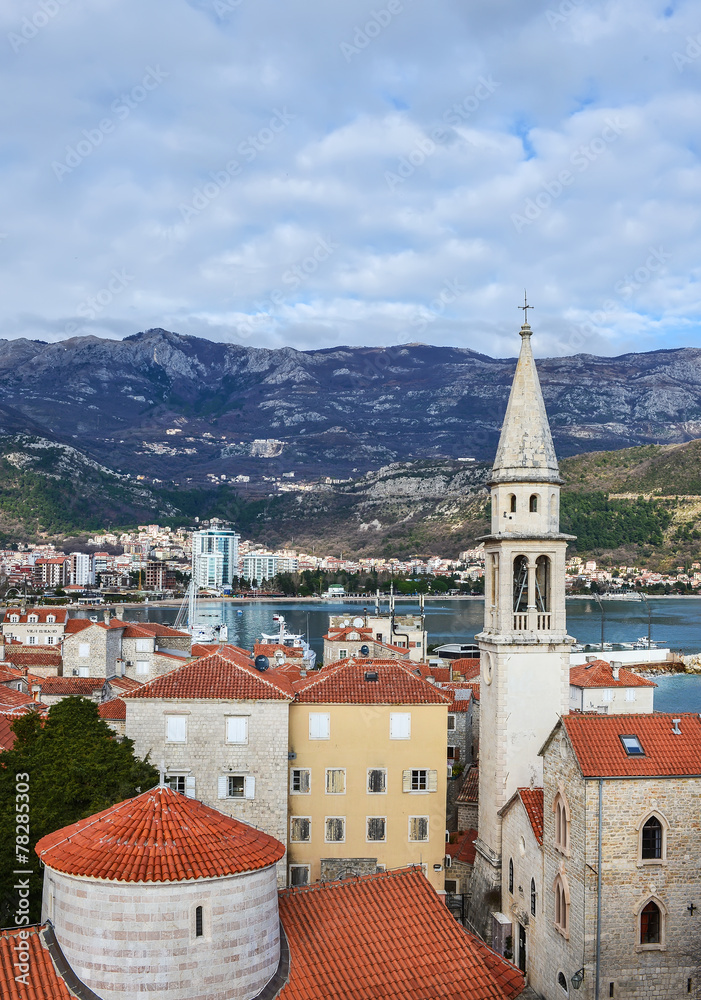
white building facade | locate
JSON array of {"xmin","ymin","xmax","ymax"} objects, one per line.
[{"xmin": 192, "ymin": 528, "xmax": 240, "ymax": 590}]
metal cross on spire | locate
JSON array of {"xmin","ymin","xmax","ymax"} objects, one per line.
[{"xmin": 519, "ymin": 290, "xmax": 534, "ymax": 324}]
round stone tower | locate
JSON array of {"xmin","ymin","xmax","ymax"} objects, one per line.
[{"xmin": 36, "ymin": 785, "xmax": 285, "ymax": 1000}]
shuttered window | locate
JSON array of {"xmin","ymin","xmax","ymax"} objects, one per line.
[
  {"xmin": 290, "ymin": 768, "xmax": 311, "ymax": 794},
  {"xmin": 402, "ymin": 769, "xmax": 438, "ymax": 792},
  {"xmin": 325, "ymin": 768, "xmax": 346, "ymax": 794},
  {"xmin": 217, "ymin": 775, "xmax": 255, "ymax": 799},
  {"xmin": 309, "ymin": 712, "xmax": 330, "ymax": 740},
  {"xmin": 367, "ymin": 817, "xmax": 386, "ymax": 842},
  {"xmin": 325, "ymin": 817, "xmax": 345, "ymax": 842},
  {"xmin": 390, "ymin": 713, "xmax": 411, "ymax": 739},
  {"xmin": 290, "ymin": 817, "xmax": 311, "ymax": 842},
  {"xmin": 367, "ymin": 768, "xmax": 387, "ymax": 793},
  {"xmin": 226, "ymin": 716, "xmax": 248, "ymax": 744},
  {"xmin": 165, "ymin": 715, "xmax": 187, "ymax": 743},
  {"xmin": 408, "ymin": 816, "xmax": 429, "ymax": 842}
]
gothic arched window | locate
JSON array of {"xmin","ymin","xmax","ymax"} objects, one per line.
[
  {"xmin": 531, "ymin": 878, "xmax": 536, "ymax": 916},
  {"xmin": 640, "ymin": 900, "xmax": 661, "ymax": 945},
  {"xmin": 641, "ymin": 816, "xmax": 662, "ymax": 859},
  {"xmin": 553, "ymin": 791, "xmax": 570, "ymax": 854},
  {"xmin": 553, "ymin": 873, "xmax": 569, "ymax": 937},
  {"xmin": 508, "ymin": 858, "xmax": 514, "ymax": 894},
  {"xmin": 509, "ymin": 494, "xmax": 517, "ymax": 513}
]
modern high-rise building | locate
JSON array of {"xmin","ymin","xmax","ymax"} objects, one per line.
[{"xmin": 192, "ymin": 528, "xmax": 240, "ymax": 590}]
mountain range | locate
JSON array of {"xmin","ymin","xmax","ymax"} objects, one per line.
[{"xmin": 2, "ymin": 329, "xmax": 701, "ymax": 485}]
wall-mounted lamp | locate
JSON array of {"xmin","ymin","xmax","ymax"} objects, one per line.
[{"xmin": 571, "ymin": 968, "xmax": 585, "ymax": 991}]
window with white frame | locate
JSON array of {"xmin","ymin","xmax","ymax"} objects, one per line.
[
  {"xmin": 325, "ymin": 817, "xmax": 345, "ymax": 842},
  {"xmin": 367, "ymin": 768, "xmax": 387, "ymax": 794},
  {"xmin": 390, "ymin": 712, "xmax": 411, "ymax": 739},
  {"xmin": 601, "ymin": 688, "xmax": 612, "ymax": 703},
  {"xmin": 28, "ymin": 615, "xmax": 38, "ymax": 623},
  {"xmin": 226, "ymin": 716, "xmax": 248, "ymax": 744},
  {"xmin": 136, "ymin": 638, "xmax": 151, "ymax": 652},
  {"xmin": 447, "ymin": 715, "xmax": 456, "ymax": 731},
  {"xmin": 408, "ymin": 816, "xmax": 429, "ymax": 842},
  {"xmin": 403, "ymin": 768, "xmax": 438, "ymax": 792},
  {"xmin": 47, "ymin": 635, "xmax": 55, "ymax": 645},
  {"xmin": 325, "ymin": 768, "xmax": 346, "ymax": 794},
  {"xmin": 626, "ymin": 688, "xmax": 636, "ymax": 702},
  {"xmin": 366, "ymin": 817, "xmax": 386, "ymax": 842},
  {"xmin": 168, "ymin": 774, "xmax": 197, "ymax": 797},
  {"xmin": 290, "ymin": 768, "xmax": 311, "ymax": 794},
  {"xmin": 289, "ymin": 865, "xmax": 310, "ymax": 886},
  {"xmin": 338, "ymin": 648, "xmax": 348, "ymax": 659},
  {"xmin": 28, "ymin": 636, "xmax": 36, "ymax": 645},
  {"xmin": 165, "ymin": 715, "xmax": 187, "ymax": 743},
  {"xmin": 218, "ymin": 774, "xmax": 255, "ymax": 799},
  {"xmin": 9, "ymin": 615, "xmax": 19, "ymax": 623},
  {"xmin": 136, "ymin": 660, "xmax": 149, "ymax": 676},
  {"xmin": 78, "ymin": 643, "xmax": 90, "ymax": 658},
  {"xmin": 46, "ymin": 615, "xmax": 55, "ymax": 624},
  {"xmin": 290, "ymin": 816, "xmax": 311, "ymax": 842},
  {"xmin": 309, "ymin": 712, "xmax": 330, "ymax": 740}
]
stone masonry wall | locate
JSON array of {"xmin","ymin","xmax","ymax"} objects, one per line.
[{"xmin": 500, "ymin": 798, "xmax": 544, "ymax": 978}]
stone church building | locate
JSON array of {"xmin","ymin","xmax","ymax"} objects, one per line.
[{"xmin": 467, "ymin": 319, "xmax": 701, "ymax": 999}]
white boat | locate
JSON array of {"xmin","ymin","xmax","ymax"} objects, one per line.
[
  {"xmin": 260, "ymin": 614, "xmax": 317, "ymax": 670},
  {"xmin": 633, "ymin": 636, "xmax": 665, "ymax": 649}
]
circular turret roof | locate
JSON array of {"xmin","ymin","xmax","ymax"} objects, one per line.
[{"xmin": 35, "ymin": 785, "xmax": 285, "ymax": 882}]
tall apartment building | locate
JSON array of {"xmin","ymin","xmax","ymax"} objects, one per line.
[
  {"xmin": 69, "ymin": 552, "xmax": 95, "ymax": 587},
  {"xmin": 192, "ymin": 528, "xmax": 240, "ymax": 590},
  {"xmin": 242, "ymin": 551, "xmax": 299, "ymax": 584}
]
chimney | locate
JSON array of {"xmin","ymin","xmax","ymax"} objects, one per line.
[
  {"xmin": 672, "ymin": 718, "xmax": 682, "ymax": 735},
  {"xmin": 585, "ymin": 654, "xmax": 597, "ymax": 663},
  {"xmin": 103, "ymin": 608, "xmax": 110, "ymax": 624},
  {"xmin": 115, "ymin": 606, "xmax": 124, "ymax": 620},
  {"xmin": 612, "ymin": 661, "xmax": 621, "ymax": 680}
]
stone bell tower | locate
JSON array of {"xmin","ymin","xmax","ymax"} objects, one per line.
[{"xmin": 467, "ymin": 317, "xmax": 574, "ymax": 939}]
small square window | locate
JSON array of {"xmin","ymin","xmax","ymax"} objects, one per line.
[
  {"xmin": 226, "ymin": 716, "xmax": 248, "ymax": 744},
  {"xmin": 390, "ymin": 712, "xmax": 411, "ymax": 740},
  {"xmin": 227, "ymin": 775, "xmax": 245, "ymax": 798},
  {"xmin": 620, "ymin": 735, "xmax": 644, "ymax": 756},
  {"xmin": 290, "ymin": 768, "xmax": 311, "ymax": 794},
  {"xmin": 167, "ymin": 775, "xmax": 186, "ymax": 793},
  {"xmin": 338, "ymin": 648, "xmax": 348, "ymax": 659},
  {"xmin": 447, "ymin": 715, "xmax": 456, "ymax": 731},
  {"xmin": 325, "ymin": 768, "xmax": 346, "ymax": 794},
  {"xmin": 289, "ymin": 865, "xmax": 310, "ymax": 886},
  {"xmin": 290, "ymin": 817, "xmax": 311, "ymax": 842},
  {"xmin": 412, "ymin": 769, "xmax": 428, "ymax": 791},
  {"xmin": 625, "ymin": 689, "xmax": 636, "ymax": 702},
  {"xmin": 28, "ymin": 636, "xmax": 36, "ymax": 645},
  {"xmin": 367, "ymin": 768, "xmax": 387, "ymax": 794}
]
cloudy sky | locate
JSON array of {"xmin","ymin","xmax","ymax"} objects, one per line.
[{"xmin": 1, "ymin": 0, "xmax": 700, "ymax": 357}]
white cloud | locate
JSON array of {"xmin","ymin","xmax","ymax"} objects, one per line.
[{"xmin": 0, "ymin": 0, "xmax": 700, "ymax": 357}]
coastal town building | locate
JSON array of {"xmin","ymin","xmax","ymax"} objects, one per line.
[
  {"xmin": 286, "ymin": 657, "xmax": 449, "ymax": 891},
  {"xmin": 1, "ymin": 607, "xmax": 68, "ymax": 645},
  {"xmin": 569, "ymin": 658, "xmax": 656, "ymax": 714},
  {"xmin": 192, "ymin": 527, "xmax": 240, "ymax": 589}
]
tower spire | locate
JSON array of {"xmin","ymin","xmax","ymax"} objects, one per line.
[{"xmin": 490, "ymin": 312, "xmax": 561, "ymax": 485}]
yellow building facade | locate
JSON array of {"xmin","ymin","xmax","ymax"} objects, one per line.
[{"xmin": 287, "ymin": 659, "xmax": 449, "ymax": 891}]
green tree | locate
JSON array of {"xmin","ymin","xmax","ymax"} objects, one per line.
[{"xmin": 0, "ymin": 698, "xmax": 158, "ymax": 925}]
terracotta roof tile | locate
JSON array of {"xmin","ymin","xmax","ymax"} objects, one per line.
[
  {"xmin": 3, "ymin": 607, "xmax": 68, "ymax": 624},
  {"xmin": 99, "ymin": 698, "xmax": 126, "ymax": 720},
  {"xmin": 451, "ymin": 658, "xmax": 481, "ymax": 680},
  {"xmin": 450, "ymin": 698, "xmax": 472, "ymax": 712},
  {"xmin": 3, "ymin": 648, "xmax": 62, "ymax": 668},
  {"xmin": 446, "ymin": 828, "xmax": 477, "ymax": 865},
  {"xmin": 562, "ymin": 713, "xmax": 701, "ymax": 777},
  {"xmin": 323, "ymin": 626, "xmax": 373, "ymax": 640},
  {"xmin": 0, "ymin": 926, "xmax": 71, "ymax": 1000},
  {"xmin": 63, "ymin": 618, "xmax": 93, "ymax": 634},
  {"xmin": 0, "ymin": 712, "xmax": 23, "ymax": 750},
  {"xmin": 457, "ymin": 764, "xmax": 479, "ymax": 804},
  {"xmin": 38, "ymin": 677, "xmax": 104, "ymax": 696},
  {"xmin": 441, "ymin": 680, "xmax": 481, "ymax": 703},
  {"xmin": 293, "ymin": 659, "xmax": 450, "ymax": 705},
  {"xmin": 0, "ymin": 687, "xmax": 37, "ymax": 712},
  {"xmin": 36, "ymin": 785, "xmax": 285, "ymax": 882},
  {"xmin": 191, "ymin": 642, "xmax": 222, "ymax": 657},
  {"xmin": 254, "ymin": 642, "xmax": 304, "ymax": 659},
  {"xmin": 107, "ymin": 675, "xmax": 143, "ymax": 692},
  {"xmin": 129, "ymin": 622, "xmax": 190, "ymax": 638},
  {"xmin": 124, "ymin": 652, "xmax": 294, "ymax": 700},
  {"xmin": 0, "ymin": 664, "xmax": 24, "ymax": 684},
  {"xmin": 518, "ymin": 788, "xmax": 544, "ymax": 845},
  {"xmin": 278, "ymin": 867, "xmax": 523, "ymax": 1000},
  {"xmin": 569, "ymin": 660, "xmax": 656, "ymax": 688}
]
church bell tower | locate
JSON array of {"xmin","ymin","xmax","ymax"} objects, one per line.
[{"xmin": 468, "ymin": 316, "xmax": 574, "ymax": 938}]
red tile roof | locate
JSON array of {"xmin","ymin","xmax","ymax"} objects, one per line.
[
  {"xmin": 129, "ymin": 621, "xmax": 190, "ymax": 638},
  {"xmin": 293, "ymin": 659, "xmax": 450, "ymax": 705},
  {"xmin": 441, "ymin": 680, "xmax": 481, "ymax": 703},
  {"xmin": 63, "ymin": 618, "xmax": 94, "ymax": 634},
  {"xmin": 323, "ymin": 626, "xmax": 373, "ymax": 640},
  {"xmin": 191, "ymin": 642, "xmax": 222, "ymax": 657},
  {"xmin": 3, "ymin": 607, "xmax": 68, "ymax": 624},
  {"xmin": 518, "ymin": 788, "xmax": 544, "ymax": 845},
  {"xmin": 124, "ymin": 652, "xmax": 294, "ymax": 700},
  {"xmin": 38, "ymin": 677, "xmax": 105, "ymax": 696},
  {"xmin": 0, "ymin": 712, "xmax": 22, "ymax": 750},
  {"xmin": 99, "ymin": 698, "xmax": 126, "ymax": 720},
  {"xmin": 0, "ymin": 926, "xmax": 72, "ymax": 1000},
  {"xmin": 121, "ymin": 623, "xmax": 155, "ymax": 638},
  {"xmin": 3, "ymin": 648, "xmax": 62, "ymax": 668},
  {"xmin": 278, "ymin": 867, "xmax": 524, "ymax": 1000},
  {"xmin": 451, "ymin": 658, "xmax": 481, "ymax": 680},
  {"xmin": 36, "ymin": 785, "xmax": 285, "ymax": 882},
  {"xmin": 254, "ymin": 642, "xmax": 304, "ymax": 659},
  {"xmin": 0, "ymin": 663, "xmax": 24, "ymax": 684},
  {"xmin": 107, "ymin": 676, "xmax": 143, "ymax": 693},
  {"xmin": 569, "ymin": 660, "xmax": 656, "ymax": 688},
  {"xmin": 561, "ymin": 713, "xmax": 701, "ymax": 777},
  {"xmin": 457, "ymin": 764, "xmax": 479, "ymax": 804},
  {"xmin": 0, "ymin": 687, "xmax": 37, "ymax": 712},
  {"xmin": 446, "ymin": 828, "xmax": 478, "ymax": 865}
]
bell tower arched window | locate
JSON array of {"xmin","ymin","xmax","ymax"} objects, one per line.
[
  {"xmin": 535, "ymin": 556, "xmax": 550, "ymax": 612},
  {"xmin": 513, "ymin": 556, "xmax": 529, "ymax": 613},
  {"xmin": 509, "ymin": 494, "xmax": 517, "ymax": 513},
  {"xmin": 529, "ymin": 494, "xmax": 539, "ymax": 512},
  {"xmin": 508, "ymin": 858, "xmax": 514, "ymax": 894}
]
